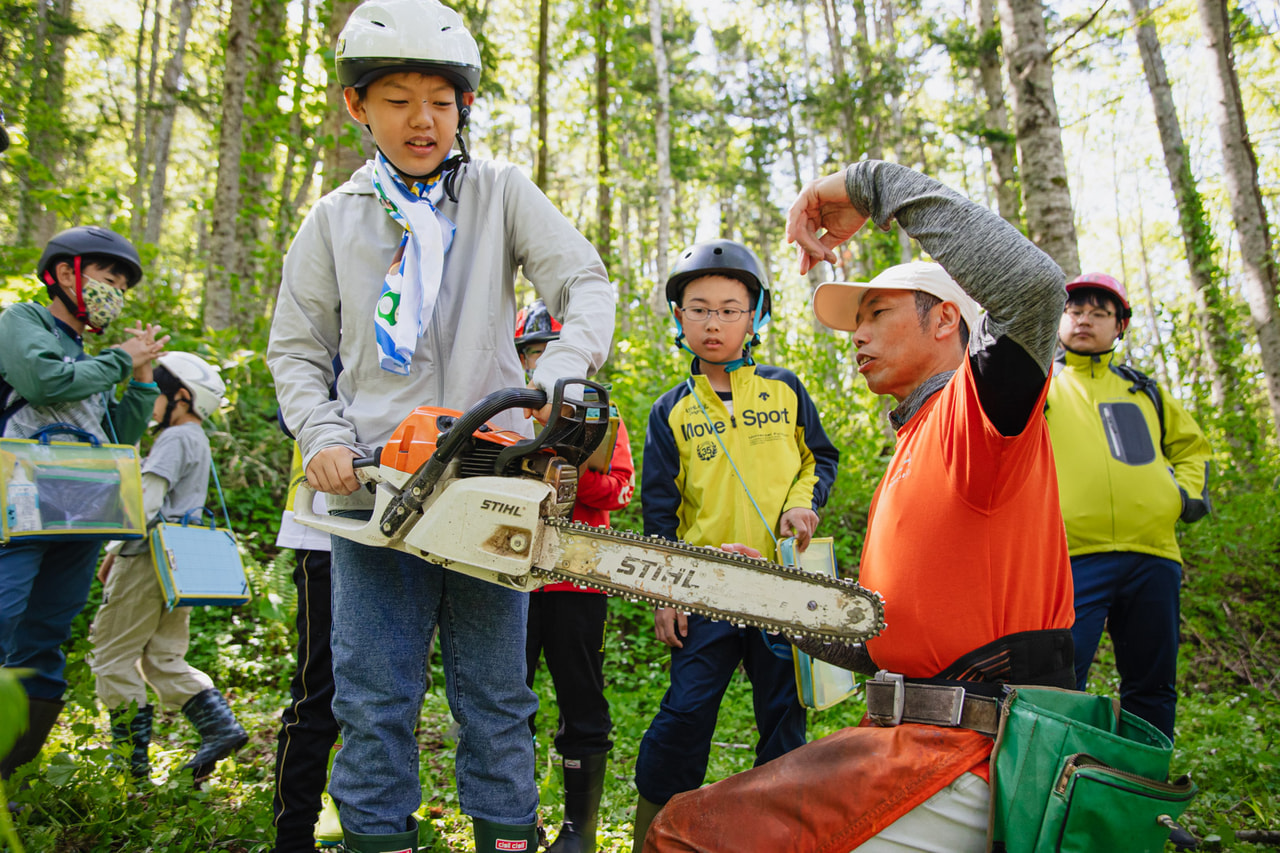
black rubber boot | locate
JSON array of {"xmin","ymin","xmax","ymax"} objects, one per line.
[
  {"xmin": 0, "ymin": 697, "xmax": 63, "ymax": 780},
  {"xmin": 548, "ymin": 752, "xmax": 608, "ymax": 853},
  {"xmin": 340, "ymin": 816, "xmax": 418, "ymax": 852},
  {"xmin": 108, "ymin": 704, "xmax": 153, "ymax": 780},
  {"xmin": 181, "ymin": 688, "xmax": 248, "ymax": 778},
  {"xmin": 473, "ymin": 817, "xmax": 539, "ymax": 852}
]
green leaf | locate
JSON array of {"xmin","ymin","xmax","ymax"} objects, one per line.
[{"xmin": 0, "ymin": 668, "xmax": 30, "ymax": 761}]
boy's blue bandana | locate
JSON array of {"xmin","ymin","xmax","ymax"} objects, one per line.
[{"xmin": 371, "ymin": 151, "xmax": 457, "ymax": 375}]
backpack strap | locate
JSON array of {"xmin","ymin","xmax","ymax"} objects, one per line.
[{"xmin": 1111, "ymin": 363, "xmax": 1165, "ymax": 446}]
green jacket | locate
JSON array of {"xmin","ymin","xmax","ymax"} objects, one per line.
[
  {"xmin": 0, "ymin": 302, "xmax": 158, "ymax": 444},
  {"xmin": 1045, "ymin": 349, "xmax": 1211, "ymax": 563}
]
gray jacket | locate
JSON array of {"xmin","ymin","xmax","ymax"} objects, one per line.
[{"xmin": 267, "ymin": 158, "xmax": 615, "ymax": 510}]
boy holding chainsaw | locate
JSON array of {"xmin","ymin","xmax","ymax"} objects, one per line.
[
  {"xmin": 631, "ymin": 239, "xmax": 839, "ymax": 850},
  {"xmin": 265, "ymin": 1, "xmax": 614, "ymax": 850}
]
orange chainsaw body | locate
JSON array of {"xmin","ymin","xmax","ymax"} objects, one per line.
[{"xmin": 378, "ymin": 406, "xmax": 535, "ymax": 475}]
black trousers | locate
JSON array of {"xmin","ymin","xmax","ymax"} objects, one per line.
[
  {"xmin": 525, "ymin": 591, "xmax": 612, "ymax": 757},
  {"xmin": 271, "ymin": 549, "xmax": 341, "ymax": 853}
]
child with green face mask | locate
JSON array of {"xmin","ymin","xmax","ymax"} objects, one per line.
[{"xmin": 0, "ymin": 225, "xmax": 167, "ymax": 781}]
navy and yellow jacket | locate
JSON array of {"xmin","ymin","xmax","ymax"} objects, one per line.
[
  {"xmin": 1046, "ymin": 349, "xmax": 1211, "ymax": 563},
  {"xmin": 641, "ymin": 360, "xmax": 839, "ymax": 557}
]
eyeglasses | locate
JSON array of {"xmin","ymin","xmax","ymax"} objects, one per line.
[
  {"xmin": 1065, "ymin": 307, "xmax": 1115, "ymax": 322},
  {"xmin": 681, "ymin": 307, "xmax": 748, "ymax": 323}
]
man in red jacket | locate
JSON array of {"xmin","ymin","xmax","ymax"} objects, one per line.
[{"xmin": 516, "ymin": 300, "xmax": 635, "ymax": 853}]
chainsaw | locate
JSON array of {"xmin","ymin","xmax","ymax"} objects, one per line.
[{"xmin": 294, "ymin": 378, "xmax": 885, "ymax": 643}]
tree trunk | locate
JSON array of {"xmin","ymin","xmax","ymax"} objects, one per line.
[
  {"xmin": 646, "ymin": 0, "xmax": 673, "ymax": 314},
  {"xmin": 233, "ymin": 0, "xmax": 287, "ymax": 326},
  {"xmin": 205, "ymin": 0, "xmax": 252, "ymax": 331},
  {"xmin": 996, "ymin": 0, "xmax": 1079, "ymax": 278},
  {"xmin": 593, "ymin": 0, "xmax": 611, "ymax": 265},
  {"xmin": 128, "ymin": 0, "xmax": 157, "ymax": 243},
  {"xmin": 972, "ymin": 0, "xmax": 1021, "ymax": 227},
  {"xmin": 322, "ymin": 0, "xmax": 371, "ymax": 191},
  {"xmin": 268, "ymin": 0, "xmax": 315, "ymax": 297},
  {"xmin": 1196, "ymin": 0, "xmax": 1280, "ymax": 440},
  {"xmin": 18, "ymin": 0, "xmax": 73, "ymax": 246},
  {"xmin": 821, "ymin": 0, "xmax": 859, "ymax": 159},
  {"xmin": 535, "ymin": 0, "xmax": 550, "ymax": 191},
  {"xmin": 1129, "ymin": 0, "xmax": 1234, "ymax": 408},
  {"xmin": 143, "ymin": 0, "xmax": 196, "ymax": 247}
]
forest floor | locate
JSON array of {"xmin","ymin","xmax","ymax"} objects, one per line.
[{"xmin": 2, "ymin": 485, "xmax": 1278, "ymax": 852}]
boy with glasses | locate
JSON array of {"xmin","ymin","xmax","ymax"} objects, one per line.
[{"xmin": 631, "ymin": 239, "xmax": 839, "ymax": 850}]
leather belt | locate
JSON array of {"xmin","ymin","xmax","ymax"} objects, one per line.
[{"xmin": 864, "ymin": 671, "xmax": 1001, "ymax": 736}]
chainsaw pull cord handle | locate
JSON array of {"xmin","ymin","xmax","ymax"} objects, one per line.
[{"xmin": 378, "ymin": 386, "xmax": 550, "ymax": 538}]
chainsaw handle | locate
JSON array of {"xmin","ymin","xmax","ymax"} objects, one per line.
[
  {"xmin": 377, "ymin": 387, "xmax": 549, "ymax": 538},
  {"xmin": 492, "ymin": 378, "xmax": 611, "ymax": 473}
]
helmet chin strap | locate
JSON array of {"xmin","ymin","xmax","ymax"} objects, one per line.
[
  {"xmin": 365, "ymin": 89, "xmax": 471, "ymax": 202},
  {"xmin": 46, "ymin": 256, "xmax": 95, "ymax": 331}
]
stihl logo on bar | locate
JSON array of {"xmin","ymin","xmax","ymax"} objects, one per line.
[{"xmin": 496, "ymin": 841, "xmax": 528, "ymax": 851}]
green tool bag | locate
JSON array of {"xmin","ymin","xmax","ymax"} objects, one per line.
[{"xmin": 990, "ymin": 687, "xmax": 1197, "ymax": 853}]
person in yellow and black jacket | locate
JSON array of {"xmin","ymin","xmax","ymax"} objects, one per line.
[
  {"xmin": 631, "ymin": 240, "xmax": 839, "ymax": 850},
  {"xmin": 1046, "ymin": 272, "xmax": 1211, "ymax": 740}
]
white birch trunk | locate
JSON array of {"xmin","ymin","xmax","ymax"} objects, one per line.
[
  {"xmin": 647, "ymin": 0, "xmax": 673, "ymax": 314},
  {"xmin": 1130, "ymin": 0, "xmax": 1232, "ymax": 407},
  {"xmin": 1196, "ymin": 0, "xmax": 1280, "ymax": 439},
  {"xmin": 996, "ymin": 0, "xmax": 1079, "ymax": 277},
  {"xmin": 972, "ymin": 0, "xmax": 1021, "ymax": 227}
]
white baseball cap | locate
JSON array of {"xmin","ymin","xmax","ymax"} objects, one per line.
[{"xmin": 812, "ymin": 261, "xmax": 981, "ymax": 334}]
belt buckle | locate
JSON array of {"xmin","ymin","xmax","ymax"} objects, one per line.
[
  {"xmin": 867, "ymin": 670, "xmax": 905, "ymax": 726},
  {"xmin": 903, "ymin": 684, "xmax": 967, "ymax": 727}
]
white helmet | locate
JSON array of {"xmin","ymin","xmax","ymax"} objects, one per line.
[
  {"xmin": 336, "ymin": 0, "xmax": 482, "ymax": 92},
  {"xmin": 156, "ymin": 352, "xmax": 226, "ymax": 421}
]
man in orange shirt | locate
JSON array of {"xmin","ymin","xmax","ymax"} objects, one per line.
[{"xmin": 644, "ymin": 160, "xmax": 1076, "ymax": 853}]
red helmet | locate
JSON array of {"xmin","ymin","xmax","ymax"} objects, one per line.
[
  {"xmin": 1066, "ymin": 272, "xmax": 1132, "ymax": 331},
  {"xmin": 514, "ymin": 299, "xmax": 562, "ymax": 350}
]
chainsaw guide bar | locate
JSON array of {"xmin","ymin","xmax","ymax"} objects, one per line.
[{"xmin": 535, "ymin": 519, "xmax": 886, "ymax": 643}]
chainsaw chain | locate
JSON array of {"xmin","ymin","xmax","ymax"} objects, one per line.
[{"xmin": 534, "ymin": 519, "xmax": 886, "ymax": 643}]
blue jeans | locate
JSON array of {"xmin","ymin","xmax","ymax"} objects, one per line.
[
  {"xmin": 634, "ymin": 614, "xmax": 806, "ymax": 804},
  {"xmin": 1071, "ymin": 551, "xmax": 1181, "ymax": 739},
  {"xmin": 0, "ymin": 539, "xmax": 102, "ymax": 700},
  {"xmin": 328, "ymin": 528, "xmax": 538, "ymax": 834}
]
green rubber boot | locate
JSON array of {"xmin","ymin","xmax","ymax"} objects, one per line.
[
  {"xmin": 631, "ymin": 795, "xmax": 663, "ymax": 853},
  {"xmin": 339, "ymin": 816, "xmax": 418, "ymax": 852},
  {"xmin": 473, "ymin": 817, "xmax": 539, "ymax": 852}
]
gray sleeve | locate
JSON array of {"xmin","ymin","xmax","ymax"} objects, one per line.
[
  {"xmin": 844, "ymin": 160, "xmax": 1066, "ymax": 375},
  {"xmin": 501, "ymin": 168, "xmax": 616, "ymax": 390},
  {"xmin": 267, "ymin": 202, "xmax": 353, "ymax": 465},
  {"xmin": 140, "ymin": 429, "xmax": 185, "ymax": 486}
]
